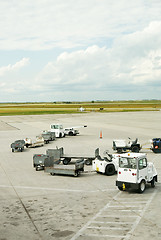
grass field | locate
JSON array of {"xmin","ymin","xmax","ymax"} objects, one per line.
[{"xmin": 0, "ymin": 100, "xmax": 161, "ymax": 116}]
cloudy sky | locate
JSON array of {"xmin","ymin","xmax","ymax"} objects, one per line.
[{"xmin": 1, "ymin": 0, "xmax": 161, "ymax": 102}]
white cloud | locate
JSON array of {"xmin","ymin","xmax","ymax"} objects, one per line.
[
  {"xmin": 0, "ymin": 58, "xmax": 29, "ymax": 76},
  {"xmin": 34, "ymin": 20, "xmax": 161, "ymax": 95},
  {"xmin": 1, "ymin": 1, "xmax": 161, "ymax": 101},
  {"xmin": 0, "ymin": 0, "xmax": 161, "ymax": 50},
  {"xmin": 35, "ymin": 45, "xmax": 110, "ymax": 90}
]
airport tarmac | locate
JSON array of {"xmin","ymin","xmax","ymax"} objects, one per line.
[{"xmin": 0, "ymin": 111, "xmax": 161, "ymax": 240}]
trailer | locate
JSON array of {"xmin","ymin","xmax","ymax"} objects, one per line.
[
  {"xmin": 33, "ymin": 147, "xmax": 99, "ymax": 171},
  {"xmin": 33, "ymin": 148, "xmax": 63, "ymax": 171},
  {"xmin": 11, "ymin": 140, "xmax": 25, "ymax": 152},
  {"xmin": 41, "ymin": 130, "xmax": 55, "ymax": 144},
  {"xmin": 44, "ymin": 158, "xmax": 84, "ymax": 177},
  {"xmin": 25, "ymin": 136, "xmax": 44, "ymax": 148},
  {"xmin": 46, "ymin": 147, "xmax": 99, "ymax": 165},
  {"xmin": 33, "ymin": 154, "xmax": 48, "ymax": 170},
  {"xmin": 113, "ymin": 138, "xmax": 141, "ymax": 153},
  {"xmin": 64, "ymin": 127, "xmax": 79, "ymax": 136}
]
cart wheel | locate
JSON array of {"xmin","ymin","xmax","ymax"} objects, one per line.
[
  {"xmin": 117, "ymin": 148, "xmax": 122, "ymax": 153},
  {"xmin": 12, "ymin": 148, "xmax": 14, "ymax": 152},
  {"xmin": 63, "ymin": 159, "xmax": 68, "ymax": 165},
  {"xmin": 50, "ymin": 173, "xmax": 55, "ymax": 176},
  {"xmin": 74, "ymin": 171, "xmax": 78, "ymax": 177},
  {"xmin": 85, "ymin": 159, "xmax": 92, "ymax": 165},
  {"xmin": 63, "ymin": 158, "xmax": 71, "ymax": 165},
  {"xmin": 118, "ymin": 186, "xmax": 123, "ymax": 191}
]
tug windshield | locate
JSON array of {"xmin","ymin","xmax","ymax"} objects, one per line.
[
  {"xmin": 51, "ymin": 125, "xmax": 63, "ymax": 129},
  {"xmin": 119, "ymin": 157, "xmax": 137, "ymax": 169}
]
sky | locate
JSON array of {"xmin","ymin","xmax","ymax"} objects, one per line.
[{"xmin": 1, "ymin": 0, "xmax": 161, "ymax": 102}]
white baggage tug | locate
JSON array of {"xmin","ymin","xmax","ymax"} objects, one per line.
[
  {"xmin": 116, "ymin": 152, "xmax": 157, "ymax": 193},
  {"xmin": 50, "ymin": 123, "xmax": 87, "ymax": 138},
  {"xmin": 92, "ymin": 153, "xmax": 120, "ymax": 176}
]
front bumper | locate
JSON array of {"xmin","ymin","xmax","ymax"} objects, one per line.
[{"xmin": 116, "ymin": 181, "xmax": 139, "ymax": 190}]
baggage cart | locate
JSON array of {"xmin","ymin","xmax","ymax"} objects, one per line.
[{"xmin": 11, "ymin": 140, "xmax": 25, "ymax": 152}]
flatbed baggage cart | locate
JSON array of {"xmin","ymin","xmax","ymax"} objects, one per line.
[
  {"xmin": 25, "ymin": 136, "xmax": 44, "ymax": 148},
  {"xmin": 41, "ymin": 130, "xmax": 55, "ymax": 144},
  {"xmin": 11, "ymin": 140, "xmax": 25, "ymax": 152},
  {"xmin": 44, "ymin": 158, "xmax": 84, "ymax": 177},
  {"xmin": 46, "ymin": 147, "xmax": 99, "ymax": 165}
]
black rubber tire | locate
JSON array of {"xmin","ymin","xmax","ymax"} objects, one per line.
[
  {"xmin": 69, "ymin": 132, "xmax": 74, "ymax": 136},
  {"xmin": 50, "ymin": 173, "xmax": 55, "ymax": 176},
  {"xmin": 12, "ymin": 148, "xmax": 14, "ymax": 152},
  {"xmin": 118, "ymin": 186, "xmax": 123, "ymax": 191},
  {"xmin": 85, "ymin": 159, "xmax": 92, "ymax": 165},
  {"xmin": 74, "ymin": 171, "xmax": 78, "ymax": 177},
  {"xmin": 138, "ymin": 180, "xmax": 146, "ymax": 193},
  {"xmin": 132, "ymin": 146, "xmax": 139, "ymax": 153},
  {"xmin": 151, "ymin": 178, "xmax": 155, "ymax": 188},
  {"xmin": 63, "ymin": 158, "xmax": 71, "ymax": 165},
  {"xmin": 105, "ymin": 164, "xmax": 115, "ymax": 176},
  {"xmin": 117, "ymin": 148, "xmax": 122, "ymax": 153}
]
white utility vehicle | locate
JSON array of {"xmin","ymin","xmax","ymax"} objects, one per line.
[
  {"xmin": 92, "ymin": 152, "xmax": 120, "ymax": 176},
  {"xmin": 116, "ymin": 152, "xmax": 157, "ymax": 193},
  {"xmin": 113, "ymin": 138, "xmax": 141, "ymax": 153},
  {"xmin": 50, "ymin": 124, "xmax": 65, "ymax": 138},
  {"xmin": 50, "ymin": 123, "xmax": 87, "ymax": 138}
]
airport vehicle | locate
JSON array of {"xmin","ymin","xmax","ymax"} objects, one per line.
[
  {"xmin": 50, "ymin": 123, "xmax": 87, "ymax": 137},
  {"xmin": 33, "ymin": 147, "xmax": 99, "ymax": 171},
  {"xmin": 44, "ymin": 158, "xmax": 84, "ymax": 177},
  {"xmin": 113, "ymin": 138, "xmax": 141, "ymax": 153},
  {"xmin": 64, "ymin": 127, "xmax": 79, "ymax": 136},
  {"xmin": 50, "ymin": 124, "xmax": 65, "ymax": 138},
  {"xmin": 41, "ymin": 130, "xmax": 55, "ymax": 143},
  {"xmin": 24, "ymin": 136, "xmax": 44, "ymax": 148},
  {"xmin": 116, "ymin": 152, "xmax": 157, "ymax": 193},
  {"xmin": 92, "ymin": 152, "xmax": 120, "ymax": 175},
  {"xmin": 33, "ymin": 154, "xmax": 48, "ymax": 171},
  {"xmin": 33, "ymin": 148, "xmax": 63, "ymax": 171},
  {"xmin": 46, "ymin": 147, "xmax": 99, "ymax": 165},
  {"xmin": 11, "ymin": 140, "xmax": 25, "ymax": 152},
  {"xmin": 150, "ymin": 138, "xmax": 161, "ymax": 153}
]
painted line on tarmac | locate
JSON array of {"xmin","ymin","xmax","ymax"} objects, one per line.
[
  {"xmin": 0, "ymin": 184, "xmax": 116, "ymax": 193},
  {"xmin": 70, "ymin": 191, "xmax": 122, "ymax": 240},
  {"xmin": 70, "ymin": 189, "xmax": 157, "ymax": 240},
  {"xmin": 124, "ymin": 189, "xmax": 157, "ymax": 240}
]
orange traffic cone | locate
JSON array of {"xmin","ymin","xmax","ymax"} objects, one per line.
[{"xmin": 100, "ymin": 130, "xmax": 102, "ymax": 139}]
